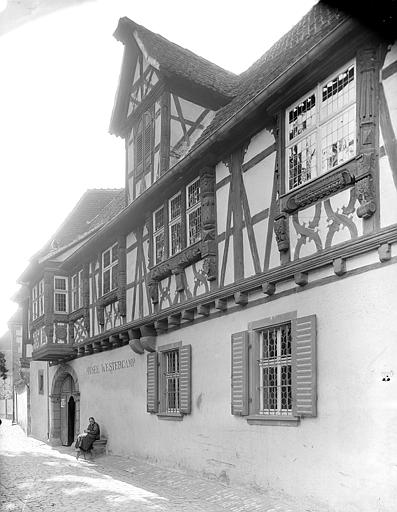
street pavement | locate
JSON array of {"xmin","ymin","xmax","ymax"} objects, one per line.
[{"xmin": 0, "ymin": 419, "xmax": 318, "ymax": 512}]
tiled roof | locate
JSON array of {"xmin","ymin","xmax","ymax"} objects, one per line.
[
  {"xmin": 116, "ymin": 18, "xmax": 238, "ymax": 99},
  {"xmin": 37, "ymin": 188, "xmax": 125, "ymax": 258},
  {"xmin": 197, "ymin": 2, "xmax": 346, "ymax": 142}
]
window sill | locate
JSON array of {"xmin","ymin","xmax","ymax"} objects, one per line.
[
  {"xmin": 246, "ymin": 415, "xmax": 300, "ymax": 427},
  {"xmin": 280, "ymin": 157, "xmax": 357, "ymax": 214},
  {"xmin": 157, "ymin": 413, "xmax": 184, "ymax": 421},
  {"xmin": 98, "ymin": 290, "xmax": 118, "ymax": 307},
  {"xmin": 149, "ymin": 242, "xmax": 202, "ymax": 282}
]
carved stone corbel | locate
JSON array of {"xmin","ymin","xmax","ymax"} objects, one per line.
[
  {"xmin": 355, "ymin": 175, "xmax": 376, "ymax": 219},
  {"xmin": 274, "ymin": 214, "xmax": 289, "ymax": 252}
]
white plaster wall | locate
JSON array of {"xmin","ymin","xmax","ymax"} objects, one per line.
[
  {"xmin": 66, "ymin": 259, "xmax": 397, "ymax": 512},
  {"xmin": 30, "ymin": 361, "xmax": 51, "ymax": 442},
  {"xmin": 243, "ymin": 128, "xmax": 275, "ymax": 164},
  {"xmin": 15, "ymin": 387, "xmax": 28, "ymax": 433},
  {"xmin": 243, "ymin": 153, "xmax": 275, "ymax": 217}
]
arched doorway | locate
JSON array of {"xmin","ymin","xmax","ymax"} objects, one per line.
[{"xmin": 50, "ymin": 365, "xmax": 80, "ymax": 446}]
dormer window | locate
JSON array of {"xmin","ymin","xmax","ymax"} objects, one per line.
[
  {"xmin": 135, "ymin": 110, "xmax": 154, "ymax": 179},
  {"xmin": 54, "ymin": 277, "xmax": 68, "ymax": 313},
  {"xmin": 286, "ymin": 61, "xmax": 356, "ymax": 191},
  {"xmin": 102, "ymin": 244, "xmax": 118, "ymax": 295}
]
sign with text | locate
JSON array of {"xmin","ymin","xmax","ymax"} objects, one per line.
[{"xmin": 86, "ymin": 357, "xmax": 136, "ymax": 376}]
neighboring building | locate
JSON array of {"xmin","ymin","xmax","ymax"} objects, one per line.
[
  {"xmin": 0, "ymin": 309, "xmax": 26, "ymax": 426},
  {"xmin": 15, "ymin": 3, "xmax": 397, "ymax": 511}
]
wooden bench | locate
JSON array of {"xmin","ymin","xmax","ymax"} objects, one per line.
[{"xmin": 92, "ymin": 438, "xmax": 108, "ymax": 457}]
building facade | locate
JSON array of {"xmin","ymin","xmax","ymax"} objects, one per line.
[{"xmin": 15, "ymin": 4, "xmax": 397, "ymax": 511}]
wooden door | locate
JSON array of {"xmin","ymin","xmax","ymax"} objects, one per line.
[{"xmin": 60, "ymin": 393, "xmax": 69, "ymax": 446}]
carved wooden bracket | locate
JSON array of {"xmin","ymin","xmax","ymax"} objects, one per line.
[
  {"xmin": 200, "ymin": 166, "xmax": 217, "ymax": 282},
  {"xmin": 147, "ymin": 244, "xmax": 202, "ymax": 303},
  {"xmin": 355, "ymin": 175, "xmax": 376, "ymax": 219},
  {"xmin": 274, "ymin": 214, "xmax": 289, "ymax": 252},
  {"xmin": 97, "ymin": 305, "xmax": 105, "ymax": 326}
]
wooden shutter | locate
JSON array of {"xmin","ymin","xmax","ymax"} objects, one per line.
[
  {"xmin": 292, "ymin": 315, "xmax": 317, "ymax": 417},
  {"xmin": 231, "ymin": 331, "xmax": 249, "ymax": 416},
  {"xmin": 179, "ymin": 344, "xmax": 192, "ymax": 414},
  {"xmin": 147, "ymin": 352, "xmax": 158, "ymax": 413}
]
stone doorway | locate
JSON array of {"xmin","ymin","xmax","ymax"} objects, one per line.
[{"xmin": 50, "ymin": 365, "xmax": 80, "ymax": 446}]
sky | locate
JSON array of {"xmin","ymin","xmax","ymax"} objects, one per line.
[{"xmin": 0, "ymin": 0, "xmax": 318, "ymax": 335}]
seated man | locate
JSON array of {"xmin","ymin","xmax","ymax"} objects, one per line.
[{"xmin": 75, "ymin": 416, "xmax": 100, "ymax": 459}]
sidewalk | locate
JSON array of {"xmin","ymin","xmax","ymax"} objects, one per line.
[{"xmin": 0, "ymin": 420, "xmax": 319, "ymax": 512}]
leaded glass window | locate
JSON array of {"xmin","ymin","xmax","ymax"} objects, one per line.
[
  {"xmin": 102, "ymin": 243, "xmax": 118, "ymax": 295},
  {"xmin": 169, "ymin": 193, "xmax": 182, "ymax": 256},
  {"xmin": 153, "ymin": 207, "xmax": 165, "ymax": 265},
  {"xmin": 286, "ymin": 61, "xmax": 356, "ymax": 191},
  {"xmin": 54, "ymin": 276, "xmax": 68, "ymax": 313},
  {"xmin": 71, "ymin": 270, "xmax": 83, "ymax": 311},
  {"xmin": 186, "ymin": 178, "xmax": 201, "ymax": 246}
]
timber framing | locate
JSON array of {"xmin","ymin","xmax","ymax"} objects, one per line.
[{"xmin": 54, "ymin": 225, "xmax": 397, "ymax": 362}]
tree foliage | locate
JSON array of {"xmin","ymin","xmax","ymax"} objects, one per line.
[{"xmin": 0, "ymin": 351, "xmax": 8, "ymax": 380}]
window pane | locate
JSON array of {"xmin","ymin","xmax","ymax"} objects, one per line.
[
  {"xmin": 111, "ymin": 264, "xmax": 118, "ymax": 290},
  {"xmin": 170, "ymin": 221, "xmax": 182, "ymax": 255},
  {"xmin": 165, "ymin": 350, "xmax": 180, "ymax": 413},
  {"xmin": 259, "ymin": 324, "xmax": 292, "ymax": 416},
  {"xmin": 111, "ymin": 245, "xmax": 118, "ymax": 263},
  {"xmin": 73, "ymin": 290, "xmax": 79, "ymax": 311},
  {"xmin": 288, "ymin": 94, "xmax": 316, "ymax": 142},
  {"xmin": 154, "ymin": 208, "xmax": 164, "ymax": 232},
  {"xmin": 188, "ymin": 207, "xmax": 201, "ymax": 245},
  {"xmin": 321, "ymin": 65, "xmax": 355, "ymax": 119},
  {"xmin": 103, "ymin": 250, "xmax": 111, "ymax": 268},
  {"xmin": 320, "ymin": 105, "xmax": 356, "ymax": 174},
  {"xmin": 288, "ymin": 133, "xmax": 316, "ymax": 190},
  {"xmin": 155, "ymin": 232, "xmax": 165, "ymax": 264},
  {"xmin": 187, "ymin": 179, "xmax": 200, "ymax": 208},
  {"xmin": 170, "ymin": 194, "xmax": 181, "ymax": 220},
  {"xmin": 55, "ymin": 278, "xmax": 66, "ymax": 290},
  {"xmin": 55, "ymin": 293, "xmax": 67, "ymax": 312},
  {"xmin": 103, "ymin": 269, "xmax": 110, "ymax": 294}
]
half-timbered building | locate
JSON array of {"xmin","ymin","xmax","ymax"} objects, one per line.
[{"xmin": 16, "ymin": 3, "xmax": 397, "ymax": 510}]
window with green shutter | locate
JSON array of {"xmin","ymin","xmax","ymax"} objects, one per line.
[
  {"xmin": 146, "ymin": 342, "xmax": 192, "ymax": 420},
  {"xmin": 231, "ymin": 313, "xmax": 317, "ymax": 425}
]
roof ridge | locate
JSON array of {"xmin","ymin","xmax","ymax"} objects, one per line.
[{"xmin": 129, "ymin": 18, "xmax": 238, "ymax": 77}]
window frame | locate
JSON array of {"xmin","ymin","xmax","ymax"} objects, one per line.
[
  {"xmin": 71, "ymin": 269, "xmax": 83, "ymax": 312},
  {"xmin": 285, "ymin": 59, "xmax": 356, "ymax": 192},
  {"xmin": 102, "ymin": 243, "xmax": 119, "ymax": 296},
  {"xmin": 151, "ymin": 177, "xmax": 201, "ymax": 267},
  {"xmin": 147, "ymin": 342, "xmax": 192, "ymax": 421},
  {"xmin": 153, "ymin": 206, "xmax": 165, "ymax": 265},
  {"xmin": 186, "ymin": 178, "xmax": 202, "ymax": 247},
  {"xmin": 168, "ymin": 191, "xmax": 182, "ymax": 257},
  {"xmin": 158, "ymin": 342, "xmax": 183, "ymax": 419},
  {"xmin": 31, "ymin": 279, "xmax": 44, "ymax": 321},
  {"xmin": 54, "ymin": 276, "xmax": 68, "ymax": 314}
]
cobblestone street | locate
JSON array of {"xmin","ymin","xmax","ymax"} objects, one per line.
[{"xmin": 0, "ymin": 420, "xmax": 323, "ymax": 512}]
